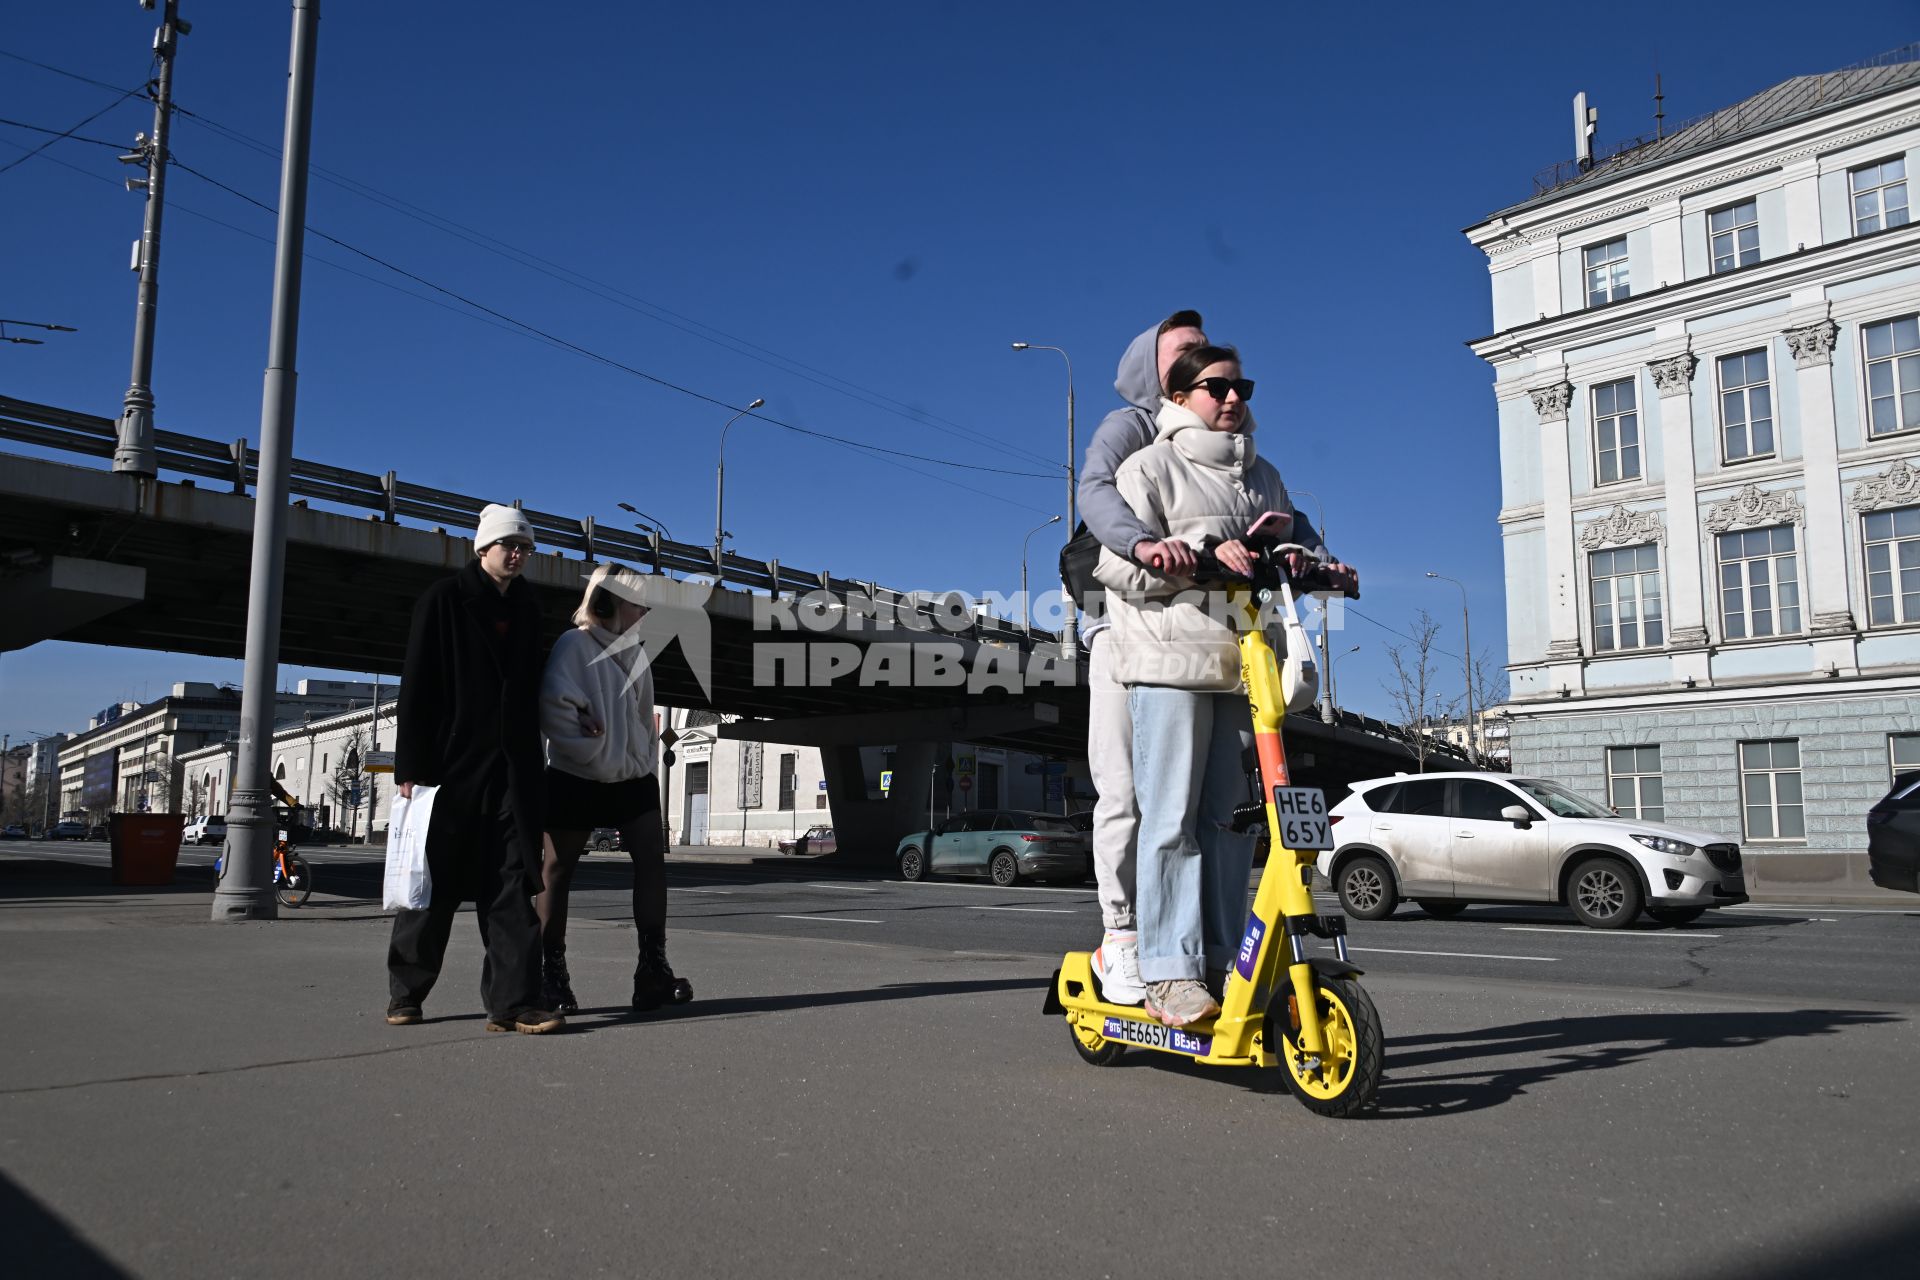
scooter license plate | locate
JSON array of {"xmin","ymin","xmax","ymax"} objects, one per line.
[{"xmin": 1272, "ymin": 786, "xmax": 1333, "ymax": 850}]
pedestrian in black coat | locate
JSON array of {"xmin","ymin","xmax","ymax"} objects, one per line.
[{"xmin": 384, "ymin": 502, "xmax": 564, "ymax": 1034}]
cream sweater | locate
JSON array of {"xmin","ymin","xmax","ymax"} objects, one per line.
[
  {"xmin": 1092, "ymin": 400, "xmax": 1291, "ymax": 691},
  {"xmin": 540, "ymin": 625, "xmax": 657, "ymax": 783}
]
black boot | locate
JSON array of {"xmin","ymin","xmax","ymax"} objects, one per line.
[
  {"xmin": 542, "ymin": 944, "xmax": 579, "ymax": 1014},
  {"xmin": 633, "ymin": 929, "xmax": 692, "ymax": 1011}
]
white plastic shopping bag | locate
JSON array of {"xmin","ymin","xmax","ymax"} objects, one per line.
[{"xmin": 382, "ymin": 784, "xmax": 437, "ymax": 911}]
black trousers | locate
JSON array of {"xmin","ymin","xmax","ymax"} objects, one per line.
[{"xmin": 386, "ymin": 778, "xmax": 542, "ymax": 1020}]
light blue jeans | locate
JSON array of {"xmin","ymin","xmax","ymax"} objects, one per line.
[{"xmin": 1129, "ymin": 686, "xmax": 1256, "ymax": 983}]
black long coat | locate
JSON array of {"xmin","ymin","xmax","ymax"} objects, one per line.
[{"xmin": 395, "ymin": 559, "xmax": 548, "ymax": 895}]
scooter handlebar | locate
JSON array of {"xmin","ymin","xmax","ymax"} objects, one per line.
[{"xmin": 1191, "ymin": 537, "xmax": 1360, "ymax": 598}]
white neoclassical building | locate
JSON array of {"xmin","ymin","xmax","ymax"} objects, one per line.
[{"xmin": 1465, "ymin": 49, "xmax": 1920, "ymax": 890}]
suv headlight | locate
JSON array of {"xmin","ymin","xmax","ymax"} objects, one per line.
[{"xmin": 1631, "ymin": 834, "xmax": 1699, "ymax": 857}]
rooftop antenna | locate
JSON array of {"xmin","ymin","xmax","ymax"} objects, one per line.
[
  {"xmin": 1574, "ymin": 92, "xmax": 1598, "ymax": 171},
  {"xmin": 1654, "ymin": 72, "xmax": 1666, "ymax": 140}
]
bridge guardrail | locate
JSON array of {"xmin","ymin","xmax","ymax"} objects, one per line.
[{"xmin": 0, "ymin": 394, "xmax": 1053, "ymax": 652}]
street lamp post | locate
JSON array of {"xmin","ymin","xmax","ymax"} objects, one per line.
[
  {"xmin": 1425, "ymin": 571, "xmax": 1474, "ymax": 757},
  {"xmin": 1011, "ymin": 342, "xmax": 1076, "ymax": 658},
  {"xmin": 1020, "ymin": 515, "xmax": 1062, "ymax": 634},
  {"xmin": 617, "ymin": 501, "xmax": 673, "ymax": 543},
  {"xmin": 713, "ymin": 398, "xmax": 766, "ymax": 575}
]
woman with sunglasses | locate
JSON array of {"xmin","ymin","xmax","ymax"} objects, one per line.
[
  {"xmin": 1092, "ymin": 344, "xmax": 1332, "ymax": 1028},
  {"xmin": 536, "ymin": 563, "xmax": 691, "ymax": 1013}
]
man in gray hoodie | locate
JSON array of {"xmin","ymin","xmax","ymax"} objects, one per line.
[{"xmin": 1075, "ymin": 310, "xmax": 1327, "ymax": 1004}]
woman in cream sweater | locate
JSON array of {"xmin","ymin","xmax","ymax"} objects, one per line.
[
  {"xmin": 1092, "ymin": 344, "xmax": 1316, "ymax": 1028},
  {"xmin": 537, "ymin": 563, "xmax": 690, "ymax": 1013}
]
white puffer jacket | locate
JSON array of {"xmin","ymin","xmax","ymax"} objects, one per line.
[
  {"xmin": 1092, "ymin": 400, "xmax": 1299, "ymax": 692},
  {"xmin": 540, "ymin": 625, "xmax": 657, "ymax": 783}
]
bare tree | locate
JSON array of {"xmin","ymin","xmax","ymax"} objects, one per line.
[
  {"xmin": 327, "ymin": 730, "xmax": 368, "ymax": 837},
  {"xmin": 1383, "ymin": 610, "xmax": 1459, "ymax": 773}
]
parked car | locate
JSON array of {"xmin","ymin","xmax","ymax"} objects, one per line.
[
  {"xmin": 587, "ymin": 827, "xmax": 623, "ymax": 853},
  {"xmin": 0, "ymin": 824, "xmax": 25, "ymax": 840},
  {"xmin": 1867, "ymin": 771, "xmax": 1920, "ymax": 894},
  {"xmin": 895, "ymin": 810, "xmax": 1089, "ymax": 885},
  {"xmin": 48, "ymin": 820, "xmax": 88, "ymax": 840},
  {"xmin": 1315, "ymin": 773, "xmax": 1749, "ymax": 928},
  {"xmin": 778, "ymin": 825, "xmax": 836, "ymax": 856},
  {"xmin": 184, "ymin": 816, "xmax": 228, "ymax": 846},
  {"xmin": 86, "ymin": 824, "xmax": 108, "ymax": 841}
]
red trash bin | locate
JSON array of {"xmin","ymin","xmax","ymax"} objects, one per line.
[{"xmin": 109, "ymin": 813, "xmax": 186, "ymax": 886}]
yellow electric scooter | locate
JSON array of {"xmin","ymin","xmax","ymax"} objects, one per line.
[{"xmin": 1044, "ymin": 530, "xmax": 1382, "ymax": 1117}]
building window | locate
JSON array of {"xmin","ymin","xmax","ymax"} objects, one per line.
[
  {"xmin": 1851, "ymin": 157, "xmax": 1909, "ymax": 235},
  {"xmin": 1708, "ymin": 200, "xmax": 1760, "ymax": 273},
  {"xmin": 1606, "ymin": 746, "xmax": 1664, "ymax": 821},
  {"xmin": 1717, "ymin": 525, "xmax": 1800, "ymax": 640},
  {"xmin": 1739, "ymin": 739, "xmax": 1804, "ymax": 841},
  {"xmin": 1863, "ymin": 505, "xmax": 1920, "ymax": 626},
  {"xmin": 1584, "ymin": 237, "xmax": 1630, "ymax": 307},
  {"xmin": 777, "ymin": 752, "xmax": 797, "ymax": 811},
  {"xmin": 1592, "ymin": 378, "xmax": 1641, "ymax": 484},
  {"xmin": 816, "ymin": 793, "xmax": 827, "ymax": 810},
  {"xmin": 1891, "ymin": 733, "xmax": 1920, "ymax": 783},
  {"xmin": 1717, "ymin": 349, "xmax": 1773, "ymax": 462},
  {"xmin": 1590, "ymin": 543, "xmax": 1664, "ymax": 652},
  {"xmin": 1864, "ymin": 316, "xmax": 1920, "ymax": 437}
]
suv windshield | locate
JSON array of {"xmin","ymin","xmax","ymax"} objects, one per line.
[{"xmin": 1510, "ymin": 778, "xmax": 1617, "ymax": 819}]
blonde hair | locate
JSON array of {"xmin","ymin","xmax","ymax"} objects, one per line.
[{"xmin": 573, "ymin": 562, "xmax": 648, "ymax": 629}]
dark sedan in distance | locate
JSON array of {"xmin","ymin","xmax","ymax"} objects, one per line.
[{"xmin": 1867, "ymin": 771, "xmax": 1920, "ymax": 893}]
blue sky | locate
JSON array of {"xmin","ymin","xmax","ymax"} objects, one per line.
[{"xmin": 2, "ymin": 2, "xmax": 1914, "ymax": 746}]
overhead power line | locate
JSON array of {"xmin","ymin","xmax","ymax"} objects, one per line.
[
  {"xmin": 0, "ymin": 87, "xmax": 144, "ymax": 177},
  {"xmin": 166, "ymin": 101, "xmax": 1067, "ymax": 473},
  {"xmin": 167, "ymin": 157, "xmax": 1056, "ymax": 481}
]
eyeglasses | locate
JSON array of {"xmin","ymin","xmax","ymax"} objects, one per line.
[
  {"xmin": 494, "ymin": 540, "xmax": 535, "ymax": 556},
  {"xmin": 1184, "ymin": 376, "xmax": 1255, "ymax": 403}
]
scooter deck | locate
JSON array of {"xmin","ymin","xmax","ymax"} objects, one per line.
[{"xmin": 1054, "ymin": 951, "xmax": 1275, "ymax": 1068}]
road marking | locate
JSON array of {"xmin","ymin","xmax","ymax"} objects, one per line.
[
  {"xmin": 667, "ymin": 887, "xmax": 735, "ymax": 895},
  {"xmin": 774, "ymin": 914, "xmax": 883, "ymax": 925},
  {"xmin": 971, "ymin": 905, "xmax": 1075, "ymax": 914},
  {"xmin": 885, "ymin": 879, "xmax": 1096, "ymax": 897},
  {"xmin": 1724, "ymin": 904, "xmax": 1916, "ymax": 915},
  {"xmin": 805, "ymin": 882, "xmax": 883, "ymax": 893},
  {"xmin": 1502, "ymin": 926, "xmax": 1721, "ymax": 939},
  {"xmin": 1342, "ymin": 945, "xmax": 1556, "ymax": 963}
]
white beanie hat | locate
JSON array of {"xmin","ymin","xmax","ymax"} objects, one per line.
[{"xmin": 474, "ymin": 502, "xmax": 535, "ymax": 555}]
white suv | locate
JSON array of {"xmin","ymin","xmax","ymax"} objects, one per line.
[
  {"xmin": 184, "ymin": 815, "xmax": 227, "ymax": 846},
  {"xmin": 1315, "ymin": 773, "xmax": 1748, "ymax": 928}
]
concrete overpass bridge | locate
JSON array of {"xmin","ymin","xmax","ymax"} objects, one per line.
[{"xmin": 0, "ymin": 394, "xmax": 1468, "ymax": 862}]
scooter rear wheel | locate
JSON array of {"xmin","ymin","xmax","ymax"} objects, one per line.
[
  {"xmin": 1068, "ymin": 1019, "xmax": 1126, "ymax": 1067},
  {"xmin": 1272, "ymin": 975, "xmax": 1383, "ymax": 1117}
]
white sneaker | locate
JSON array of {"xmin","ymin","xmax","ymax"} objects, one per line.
[{"xmin": 1091, "ymin": 930, "xmax": 1145, "ymax": 1006}]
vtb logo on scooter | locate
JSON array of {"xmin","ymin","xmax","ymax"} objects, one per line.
[{"xmin": 1235, "ymin": 912, "xmax": 1265, "ymax": 981}]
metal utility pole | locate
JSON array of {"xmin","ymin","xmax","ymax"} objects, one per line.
[
  {"xmin": 1010, "ymin": 343, "xmax": 1077, "ymax": 658},
  {"xmin": 712, "ymin": 398, "xmax": 765, "ymax": 576},
  {"xmin": 214, "ymin": 0, "xmax": 320, "ymax": 922},
  {"xmin": 115, "ymin": 0, "xmax": 189, "ymax": 477}
]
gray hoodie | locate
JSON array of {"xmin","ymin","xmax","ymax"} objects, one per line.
[{"xmin": 1076, "ymin": 322, "xmax": 1326, "ymax": 638}]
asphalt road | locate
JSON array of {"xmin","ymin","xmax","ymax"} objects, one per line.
[{"xmin": 4, "ymin": 841, "xmax": 1917, "ymax": 1279}]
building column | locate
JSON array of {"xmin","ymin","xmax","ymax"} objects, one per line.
[
  {"xmin": 1530, "ymin": 377, "xmax": 1586, "ymax": 694},
  {"xmin": 1785, "ymin": 317, "xmax": 1860, "ymax": 672},
  {"xmin": 1649, "ymin": 352, "xmax": 1712, "ymax": 686}
]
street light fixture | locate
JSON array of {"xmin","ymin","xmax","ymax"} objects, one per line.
[
  {"xmin": 1020, "ymin": 515, "xmax": 1062, "ymax": 634},
  {"xmin": 1011, "ymin": 342, "xmax": 1077, "ymax": 659},
  {"xmin": 0, "ymin": 319, "xmax": 78, "ymax": 346},
  {"xmin": 712, "ymin": 397, "xmax": 766, "ymax": 573},
  {"xmin": 1425, "ymin": 571, "xmax": 1475, "ymax": 757},
  {"xmin": 617, "ymin": 501, "xmax": 673, "ymax": 543}
]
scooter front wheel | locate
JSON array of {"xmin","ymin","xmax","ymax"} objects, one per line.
[
  {"xmin": 1272, "ymin": 975, "xmax": 1383, "ymax": 1117},
  {"xmin": 1068, "ymin": 1018, "xmax": 1126, "ymax": 1067}
]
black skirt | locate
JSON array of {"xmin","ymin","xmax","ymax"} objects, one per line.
[{"xmin": 545, "ymin": 767, "xmax": 660, "ymax": 830}]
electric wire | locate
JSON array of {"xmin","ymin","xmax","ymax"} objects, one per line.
[
  {"xmin": 0, "ymin": 87, "xmax": 144, "ymax": 177},
  {"xmin": 166, "ymin": 157, "xmax": 1058, "ymax": 482},
  {"xmin": 167, "ymin": 103, "xmax": 1068, "ymax": 473}
]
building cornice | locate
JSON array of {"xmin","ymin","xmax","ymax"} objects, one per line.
[
  {"xmin": 1500, "ymin": 671, "xmax": 1920, "ymax": 718},
  {"xmin": 1468, "ymin": 222, "xmax": 1920, "ymax": 362},
  {"xmin": 1465, "ymin": 91, "xmax": 1920, "ymax": 247}
]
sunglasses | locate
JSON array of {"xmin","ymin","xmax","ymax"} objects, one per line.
[
  {"xmin": 1185, "ymin": 376, "xmax": 1255, "ymax": 403},
  {"xmin": 494, "ymin": 540, "xmax": 535, "ymax": 556}
]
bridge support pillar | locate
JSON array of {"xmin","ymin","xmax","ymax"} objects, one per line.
[{"xmin": 817, "ymin": 740, "xmax": 938, "ymax": 868}]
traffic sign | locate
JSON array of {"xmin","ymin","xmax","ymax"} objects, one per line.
[
  {"xmin": 958, "ymin": 775, "xmax": 972, "ymax": 792},
  {"xmin": 364, "ymin": 750, "xmax": 394, "ymax": 774},
  {"xmin": 880, "ymin": 770, "xmax": 893, "ymax": 794}
]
